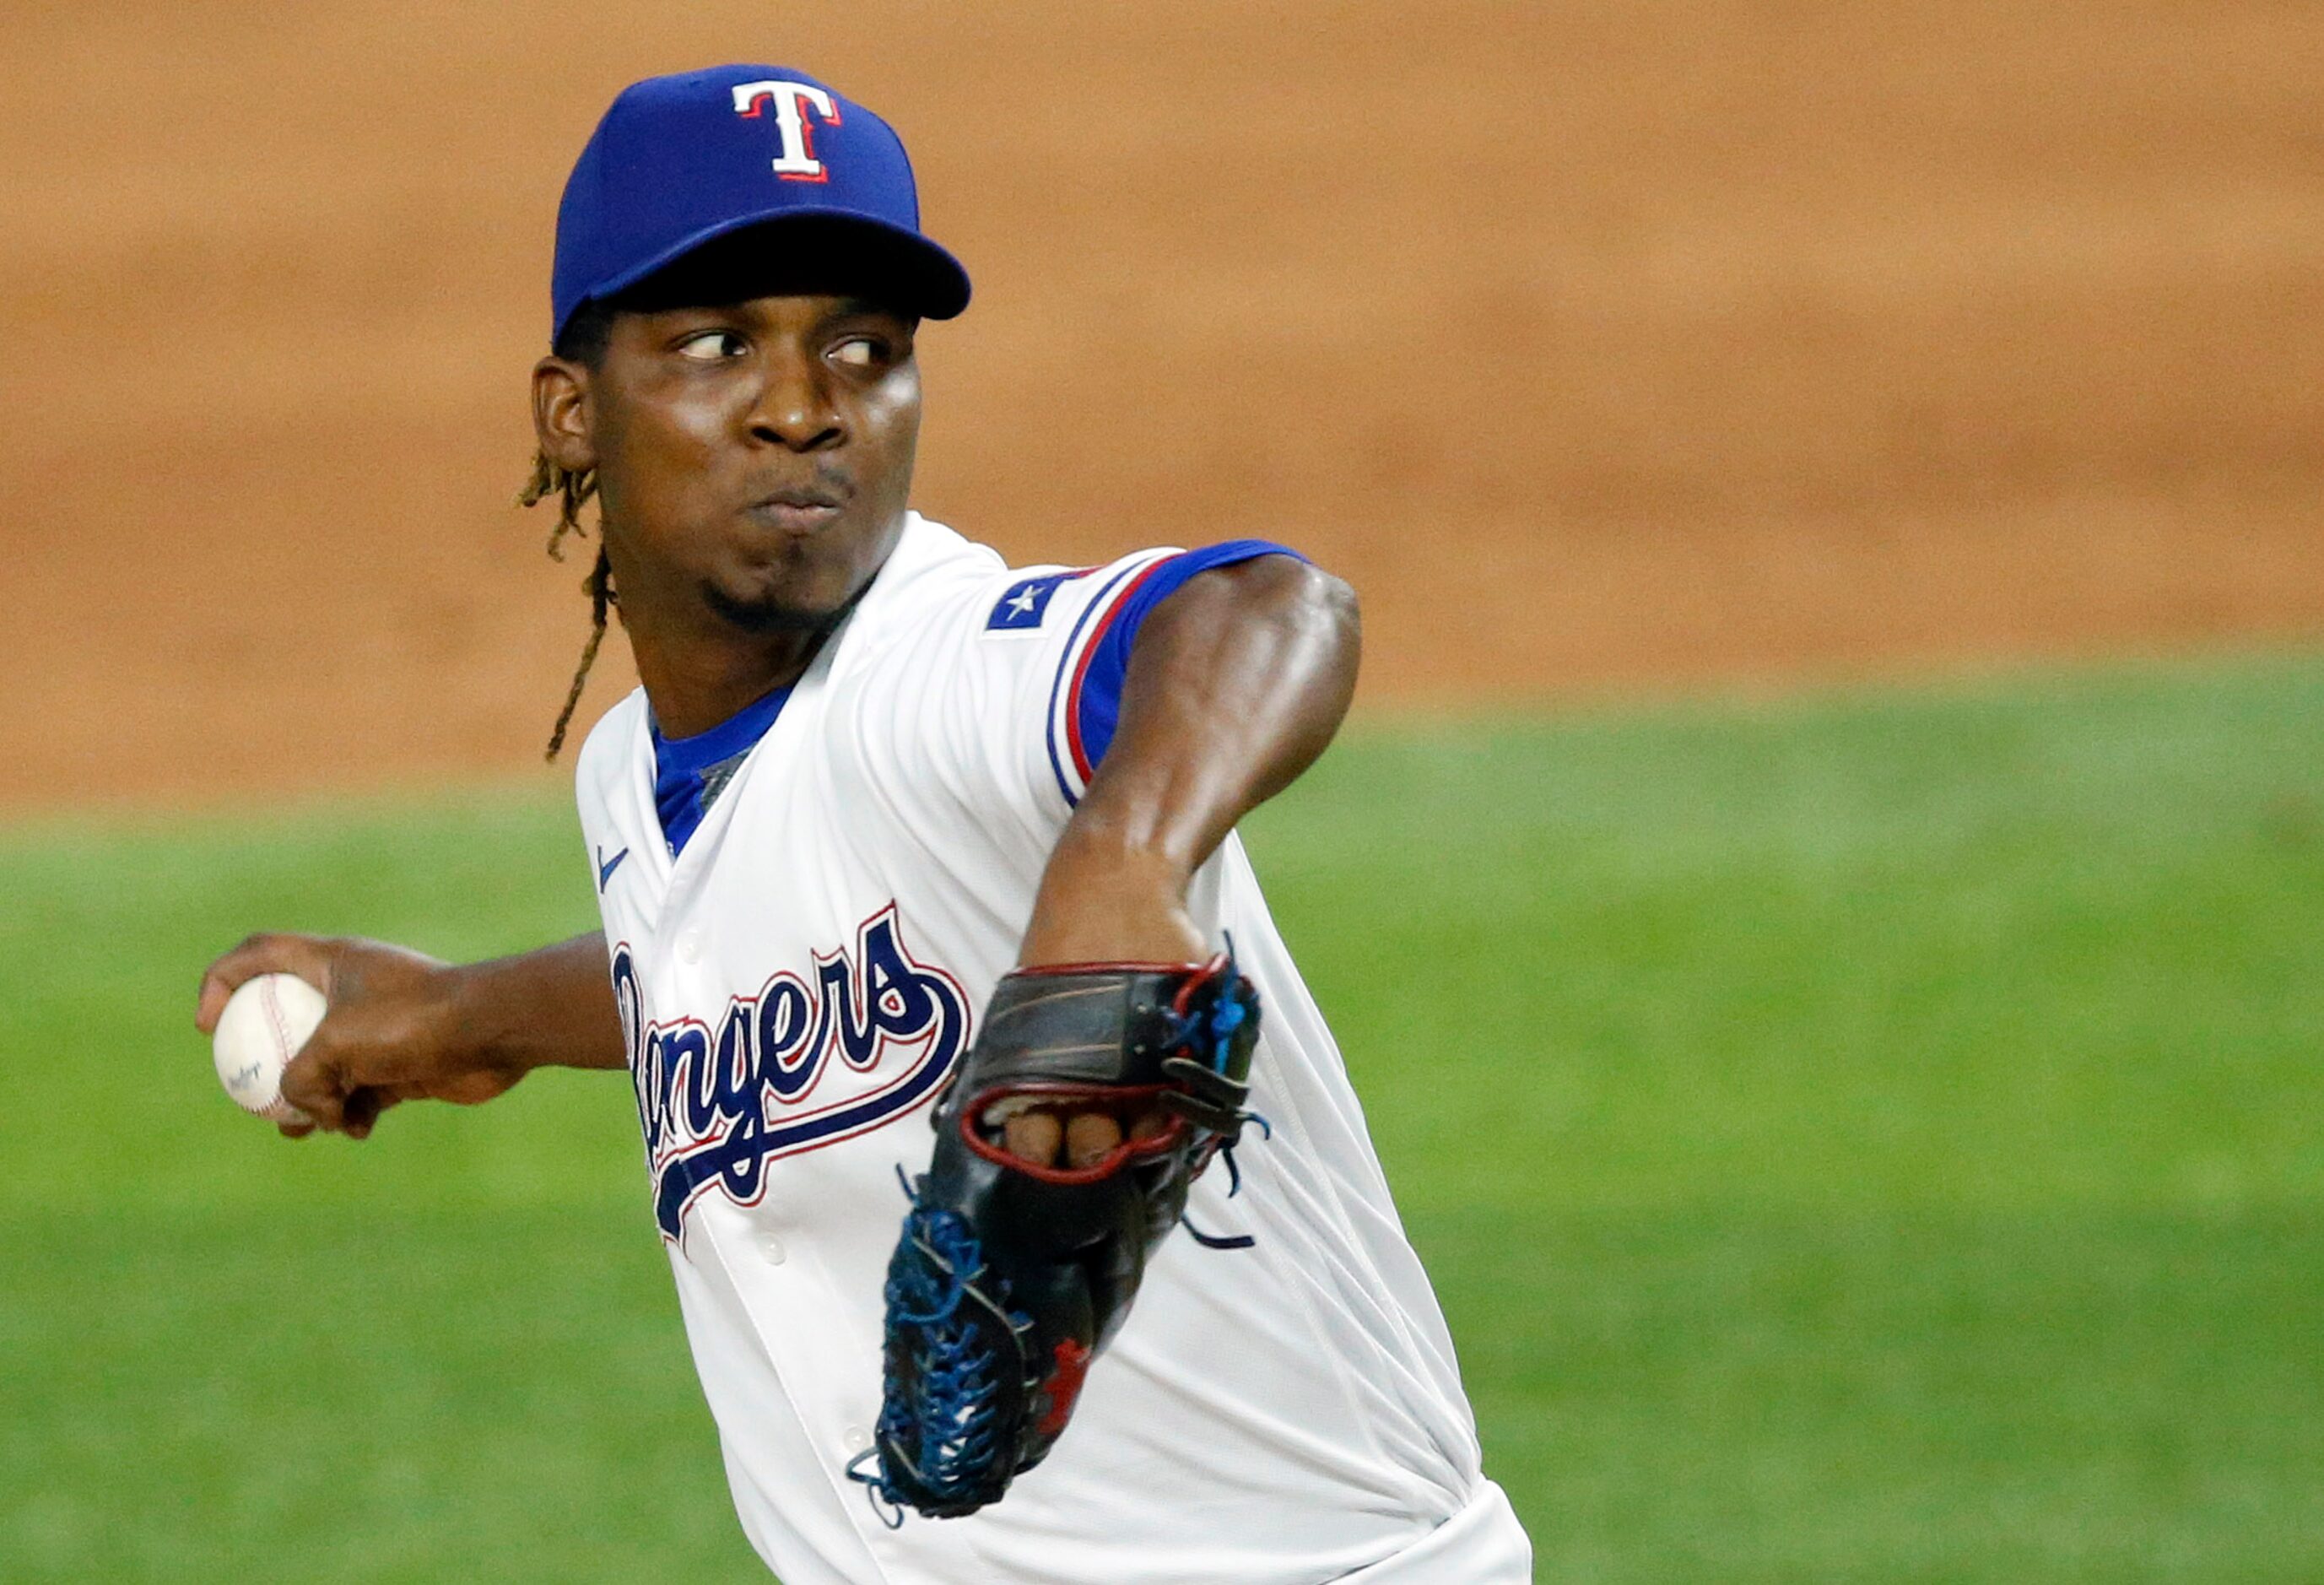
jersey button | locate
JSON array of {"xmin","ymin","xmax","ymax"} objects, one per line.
[
  {"xmin": 843, "ymin": 1425, "xmax": 871, "ymax": 1454},
  {"xmin": 759, "ymin": 1233, "xmax": 786, "ymax": 1265},
  {"xmin": 675, "ymin": 928, "xmax": 702, "ymax": 965}
]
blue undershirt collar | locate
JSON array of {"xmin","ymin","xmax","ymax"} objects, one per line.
[{"xmin": 650, "ymin": 684, "xmax": 794, "ymax": 857}]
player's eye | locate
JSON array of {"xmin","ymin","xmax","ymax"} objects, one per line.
[
  {"xmin": 830, "ymin": 336, "xmax": 883, "ymax": 369},
  {"xmin": 675, "ymin": 330, "xmax": 749, "ymax": 361}
]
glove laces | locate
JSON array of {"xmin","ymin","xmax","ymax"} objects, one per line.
[
  {"xmin": 1168, "ymin": 934, "xmax": 1271, "ymax": 1252},
  {"xmin": 850, "ymin": 1167, "xmax": 1034, "ymax": 1527}
]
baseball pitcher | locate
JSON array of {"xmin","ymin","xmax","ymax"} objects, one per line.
[{"xmin": 197, "ymin": 64, "xmax": 1532, "ymax": 1585}]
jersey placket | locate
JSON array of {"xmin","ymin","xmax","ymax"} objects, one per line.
[{"xmin": 630, "ymin": 669, "xmax": 932, "ymax": 1577}]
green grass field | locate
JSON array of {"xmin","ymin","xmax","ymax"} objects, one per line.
[{"xmin": 4, "ymin": 652, "xmax": 2321, "ymax": 1582}]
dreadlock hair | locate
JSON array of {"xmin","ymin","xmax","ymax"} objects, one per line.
[{"xmin": 520, "ymin": 300, "xmax": 616, "ymax": 761}]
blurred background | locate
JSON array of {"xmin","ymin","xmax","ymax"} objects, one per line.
[{"xmin": 3, "ymin": 2, "xmax": 2319, "ymax": 1580}]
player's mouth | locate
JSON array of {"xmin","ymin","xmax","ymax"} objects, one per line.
[{"xmin": 744, "ymin": 484, "xmax": 850, "ymax": 534}]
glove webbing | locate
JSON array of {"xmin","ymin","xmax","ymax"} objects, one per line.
[{"xmin": 849, "ymin": 1173, "xmax": 1034, "ymax": 1528}]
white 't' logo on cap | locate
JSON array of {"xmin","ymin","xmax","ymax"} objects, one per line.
[{"xmin": 731, "ymin": 79, "xmax": 842, "ymax": 183}]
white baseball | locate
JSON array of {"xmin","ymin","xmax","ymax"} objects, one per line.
[{"xmin": 213, "ymin": 972, "xmax": 327, "ymax": 1125}]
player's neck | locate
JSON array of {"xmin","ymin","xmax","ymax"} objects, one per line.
[{"xmin": 630, "ymin": 625, "xmax": 829, "ymax": 739}]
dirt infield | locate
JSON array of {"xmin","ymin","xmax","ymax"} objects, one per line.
[{"xmin": 3, "ymin": 2, "xmax": 2316, "ymax": 810}]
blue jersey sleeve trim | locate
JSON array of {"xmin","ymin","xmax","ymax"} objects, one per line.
[
  {"xmin": 1057, "ymin": 540, "xmax": 1305, "ymax": 802},
  {"xmin": 1041, "ymin": 556, "xmax": 1153, "ymax": 808}
]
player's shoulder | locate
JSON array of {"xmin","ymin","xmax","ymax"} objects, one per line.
[
  {"xmin": 839, "ymin": 513, "xmax": 1166, "ymax": 659},
  {"xmin": 840, "ymin": 512, "xmax": 1006, "ymax": 639},
  {"xmin": 975, "ymin": 543, "xmax": 1184, "ymax": 643}
]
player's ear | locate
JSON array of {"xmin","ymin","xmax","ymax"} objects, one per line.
[{"xmin": 532, "ymin": 355, "xmax": 597, "ymax": 474}]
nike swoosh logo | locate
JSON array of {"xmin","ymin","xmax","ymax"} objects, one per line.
[{"xmin": 597, "ymin": 846, "xmax": 630, "ymax": 890}]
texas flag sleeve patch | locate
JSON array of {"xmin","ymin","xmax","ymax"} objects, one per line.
[{"xmin": 986, "ymin": 571, "xmax": 1077, "ymax": 631}]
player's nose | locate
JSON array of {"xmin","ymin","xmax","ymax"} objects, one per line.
[{"xmin": 749, "ymin": 348, "xmax": 845, "ymax": 452}]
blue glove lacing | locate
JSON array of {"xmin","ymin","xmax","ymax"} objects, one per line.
[
  {"xmin": 1166, "ymin": 935, "xmax": 1271, "ymax": 1252},
  {"xmin": 850, "ymin": 1170, "xmax": 1030, "ymax": 1526}
]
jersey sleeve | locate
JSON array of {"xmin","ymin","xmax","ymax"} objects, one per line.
[
  {"xmin": 845, "ymin": 533, "xmax": 1305, "ymax": 865},
  {"xmin": 1020, "ymin": 539, "xmax": 1305, "ymax": 808}
]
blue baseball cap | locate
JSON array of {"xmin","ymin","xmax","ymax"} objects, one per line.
[{"xmin": 550, "ymin": 64, "xmax": 970, "ymax": 346}]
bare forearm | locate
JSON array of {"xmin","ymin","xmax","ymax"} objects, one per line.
[
  {"xmin": 441, "ymin": 931, "xmax": 626, "ymax": 1074},
  {"xmin": 1020, "ymin": 556, "xmax": 1359, "ymax": 966}
]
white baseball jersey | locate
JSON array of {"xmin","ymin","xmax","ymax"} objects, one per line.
[{"xmin": 574, "ymin": 512, "xmax": 1532, "ymax": 1584}]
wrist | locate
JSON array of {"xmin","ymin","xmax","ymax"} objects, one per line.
[
  {"xmin": 1020, "ymin": 823, "xmax": 1204, "ymax": 969},
  {"xmin": 435, "ymin": 959, "xmax": 538, "ymax": 1082}
]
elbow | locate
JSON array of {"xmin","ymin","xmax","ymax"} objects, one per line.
[
  {"xmin": 1267, "ymin": 559, "xmax": 1362, "ymax": 768},
  {"xmin": 1243, "ymin": 555, "xmax": 1362, "ymax": 717},
  {"xmin": 1311, "ymin": 564, "xmax": 1360, "ymax": 652},
  {"xmin": 1235, "ymin": 553, "xmax": 1359, "ymax": 645},
  {"xmin": 1284, "ymin": 559, "xmax": 1361, "ymax": 683}
]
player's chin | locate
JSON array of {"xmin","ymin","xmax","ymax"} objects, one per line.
[
  {"xmin": 700, "ymin": 581, "xmax": 832, "ymax": 634},
  {"xmin": 700, "ymin": 567, "xmax": 862, "ymax": 636},
  {"xmin": 701, "ymin": 513, "xmax": 896, "ymax": 635}
]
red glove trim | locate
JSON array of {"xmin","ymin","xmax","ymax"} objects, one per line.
[{"xmin": 959, "ymin": 1081, "xmax": 1189, "ymax": 1184}]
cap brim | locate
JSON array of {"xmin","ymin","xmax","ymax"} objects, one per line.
[{"xmin": 565, "ymin": 209, "xmax": 970, "ymax": 339}]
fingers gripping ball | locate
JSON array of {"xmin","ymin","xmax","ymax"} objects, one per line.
[
  {"xmin": 852, "ymin": 950, "xmax": 1264, "ymax": 1521},
  {"xmin": 211, "ymin": 972, "xmax": 326, "ymax": 1126}
]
